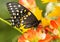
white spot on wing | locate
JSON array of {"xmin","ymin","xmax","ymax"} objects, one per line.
[
  {"xmin": 13, "ymin": 5, "xmax": 16, "ymax": 7},
  {"xmin": 26, "ymin": 15, "xmax": 28, "ymax": 17},
  {"xmin": 21, "ymin": 20, "xmax": 24, "ymax": 23},
  {"xmin": 16, "ymin": 10, "xmax": 19, "ymax": 12},
  {"xmin": 9, "ymin": 6, "xmax": 12, "ymax": 7},
  {"xmin": 18, "ymin": 5, "xmax": 21, "ymax": 7},
  {"xmin": 13, "ymin": 13, "xmax": 16, "ymax": 15},
  {"xmin": 8, "ymin": 3, "xmax": 11, "ymax": 5},
  {"xmin": 28, "ymin": 12, "xmax": 31, "ymax": 16},
  {"xmin": 15, "ymin": 8, "xmax": 18, "ymax": 9},
  {"xmin": 17, "ymin": 13, "xmax": 19, "ymax": 15},
  {"xmin": 12, "ymin": 19, "xmax": 14, "ymax": 22},
  {"xmin": 10, "ymin": 8, "xmax": 13, "ymax": 10},
  {"xmin": 12, "ymin": 10, "xmax": 14, "ymax": 12},
  {"xmin": 14, "ymin": 16, "xmax": 16, "ymax": 19},
  {"xmin": 20, "ymin": 11, "xmax": 23, "ymax": 13},
  {"xmin": 24, "ymin": 17, "xmax": 26, "ymax": 19}
]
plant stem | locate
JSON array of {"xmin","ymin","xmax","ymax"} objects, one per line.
[{"xmin": 0, "ymin": 18, "xmax": 23, "ymax": 33}]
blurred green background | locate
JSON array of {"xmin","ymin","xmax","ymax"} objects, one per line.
[{"xmin": 0, "ymin": 0, "xmax": 22, "ymax": 42}]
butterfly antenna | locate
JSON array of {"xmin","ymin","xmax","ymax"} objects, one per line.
[{"xmin": 4, "ymin": 18, "xmax": 11, "ymax": 20}]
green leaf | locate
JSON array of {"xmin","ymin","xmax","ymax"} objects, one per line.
[
  {"xmin": 0, "ymin": 0, "xmax": 22, "ymax": 42},
  {"xmin": 35, "ymin": 0, "xmax": 48, "ymax": 17}
]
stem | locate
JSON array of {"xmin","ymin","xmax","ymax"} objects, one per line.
[
  {"xmin": 0, "ymin": 18, "xmax": 23, "ymax": 33},
  {"xmin": 0, "ymin": 18, "xmax": 11, "ymax": 25}
]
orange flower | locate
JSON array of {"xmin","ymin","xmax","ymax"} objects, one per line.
[
  {"xmin": 45, "ymin": 26, "xmax": 53, "ymax": 33},
  {"xmin": 50, "ymin": 20, "xmax": 58, "ymax": 29},
  {"xmin": 18, "ymin": 24, "xmax": 60, "ymax": 42},
  {"xmin": 52, "ymin": 35, "xmax": 60, "ymax": 39},
  {"xmin": 19, "ymin": 0, "xmax": 36, "ymax": 10},
  {"xmin": 38, "ymin": 33, "xmax": 52, "ymax": 42},
  {"xmin": 56, "ymin": 17, "xmax": 60, "ymax": 26},
  {"xmin": 18, "ymin": 35, "xmax": 26, "ymax": 42},
  {"xmin": 18, "ymin": 29, "xmax": 37, "ymax": 42}
]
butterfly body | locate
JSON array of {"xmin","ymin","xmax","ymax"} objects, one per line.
[{"xmin": 6, "ymin": 2, "xmax": 41, "ymax": 28}]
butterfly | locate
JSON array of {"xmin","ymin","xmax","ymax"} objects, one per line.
[{"xmin": 6, "ymin": 2, "xmax": 41, "ymax": 28}]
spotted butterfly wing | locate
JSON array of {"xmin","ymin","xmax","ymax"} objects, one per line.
[{"xmin": 6, "ymin": 2, "xmax": 41, "ymax": 28}]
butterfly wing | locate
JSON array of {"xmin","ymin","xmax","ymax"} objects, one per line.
[{"xmin": 6, "ymin": 2, "xmax": 41, "ymax": 28}]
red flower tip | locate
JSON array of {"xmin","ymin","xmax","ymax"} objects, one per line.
[{"xmin": 50, "ymin": 20, "xmax": 58, "ymax": 29}]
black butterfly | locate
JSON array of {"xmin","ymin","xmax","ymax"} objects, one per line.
[{"xmin": 6, "ymin": 2, "xmax": 41, "ymax": 28}]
